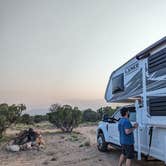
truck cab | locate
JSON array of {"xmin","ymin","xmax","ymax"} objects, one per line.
[{"xmin": 97, "ymin": 105, "xmax": 136, "ymax": 152}]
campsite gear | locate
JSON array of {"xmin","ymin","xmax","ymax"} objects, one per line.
[
  {"xmin": 14, "ymin": 130, "xmax": 29, "ymax": 145},
  {"xmin": 14, "ymin": 128, "xmax": 39, "ymax": 145},
  {"xmin": 7, "ymin": 128, "xmax": 45, "ymax": 152},
  {"xmin": 36, "ymin": 135, "xmax": 45, "ymax": 145},
  {"xmin": 6, "ymin": 145, "xmax": 20, "ymax": 152},
  {"xmin": 28, "ymin": 128, "xmax": 38, "ymax": 142}
]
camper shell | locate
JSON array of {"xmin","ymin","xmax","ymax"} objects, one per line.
[
  {"xmin": 106, "ymin": 36, "xmax": 166, "ymax": 103},
  {"xmin": 97, "ymin": 37, "xmax": 166, "ymax": 163},
  {"xmin": 105, "ymin": 36, "xmax": 166, "ymax": 125}
]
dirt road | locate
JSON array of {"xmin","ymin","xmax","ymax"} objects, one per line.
[
  {"xmin": 0, "ymin": 126, "xmax": 164, "ymax": 166},
  {"xmin": 76, "ymin": 126, "xmax": 165, "ymax": 166}
]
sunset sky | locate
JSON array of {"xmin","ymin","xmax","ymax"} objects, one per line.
[{"xmin": 0, "ymin": 0, "xmax": 166, "ymax": 114}]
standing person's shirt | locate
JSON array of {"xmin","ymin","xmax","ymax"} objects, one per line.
[{"xmin": 118, "ymin": 117, "xmax": 134, "ymax": 145}]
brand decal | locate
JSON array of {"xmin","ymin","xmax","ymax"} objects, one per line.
[{"xmin": 125, "ymin": 62, "xmax": 139, "ymax": 75}]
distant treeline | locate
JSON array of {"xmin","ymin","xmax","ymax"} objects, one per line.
[
  {"xmin": 19, "ymin": 105, "xmax": 116, "ymax": 124},
  {"xmin": 0, "ymin": 103, "xmax": 116, "ymax": 136}
]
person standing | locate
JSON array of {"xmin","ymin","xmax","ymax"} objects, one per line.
[{"xmin": 118, "ymin": 107, "xmax": 138, "ymax": 166}]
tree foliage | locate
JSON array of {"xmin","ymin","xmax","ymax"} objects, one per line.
[
  {"xmin": 19, "ymin": 114, "xmax": 33, "ymax": 125},
  {"xmin": 0, "ymin": 103, "xmax": 26, "ymax": 138},
  {"xmin": 97, "ymin": 106, "xmax": 116, "ymax": 121},
  {"xmin": 47, "ymin": 104, "xmax": 81, "ymax": 132},
  {"xmin": 33, "ymin": 115, "xmax": 48, "ymax": 123},
  {"xmin": 82, "ymin": 109, "xmax": 98, "ymax": 122}
]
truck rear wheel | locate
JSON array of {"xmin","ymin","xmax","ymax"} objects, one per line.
[{"xmin": 97, "ymin": 133, "xmax": 108, "ymax": 152}]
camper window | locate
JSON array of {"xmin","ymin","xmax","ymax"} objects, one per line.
[
  {"xmin": 112, "ymin": 74, "xmax": 124, "ymax": 94},
  {"xmin": 148, "ymin": 48, "xmax": 166, "ymax": 74},
  {"xmin": 149, "ymin": 97, "xmax": 166, "ymax": 116}
]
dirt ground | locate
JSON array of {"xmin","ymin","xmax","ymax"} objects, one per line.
[{"xmin": 0, "ymin": 126, "xmax": 165, "ymax": 166}]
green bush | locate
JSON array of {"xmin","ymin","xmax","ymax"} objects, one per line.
[
  {"xmin": 19, "ymin": 113, "xmax": 33, "ymax": 125},
  {"xmin": 82, "ymin": 109, "xmax": 98, "ymax": 122},
  {"xmin": 47, "ymin": 104, "xmax": 81, "ymax": 132},
  {"xmin": 33, "ymin": 115, "xmax": 45, "ymax": 123},
  {"xmin": 0, "ymin": 103, "xmax": 26, "ymax": 138},
  {"xmin": 97, "ymin": 106, "xmax": 116, "ymax": 121}
]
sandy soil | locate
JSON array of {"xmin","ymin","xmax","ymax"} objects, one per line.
[{"xmin": 0, "ymin": 126, "xmax": 165, "ymax": 166}]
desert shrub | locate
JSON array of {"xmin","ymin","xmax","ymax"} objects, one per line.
[
  {"xmin": 69, "ymin": 133, "xmax": 79, "ymax": 142},
  {"xmin": 82, "ymin": 109, "xmax": 98, "ymax": 122},
  {"xmin": 47, "ymin": 104, "xmax": 81, "ymax": 132},
  {"xmin": 97, "ymin": 106, "xmax": 116, "ymax": 121},
  {"xmin": 19, "ymin": 114, "xmax": 33, "ymax": 125},
  {"xmin": 84, "ymin": 140, "xmax": 90, "ymax": 146},
  {"xmin": 79, "ymin": 139, "xmax": 91, "ymax": 147},
  {"xmin": 0, "ymin": 103, "xmax": 26, "ymax": 138},
  {"xmin": 42, "ymin": 114, "xmax": 49, "ymax": 121},
  {"xmin": 33, "ymin": 115, "xmax": 46, "ymax": 123}
]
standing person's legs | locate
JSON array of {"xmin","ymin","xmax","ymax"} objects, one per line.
[
  {"xmin": 118, "ymin": 154, "xmax": 125, "ymax": 166},
  {"xmin": 118, "ymin": 145, "xmax": 126, "ymax": 166},
  {"xmin": 125, "ymin": 144, "xmax": 134, "ymax": 166},
  {"xmin": 126, "ymin": 159, "xmax": 132, "ymax": 166}
]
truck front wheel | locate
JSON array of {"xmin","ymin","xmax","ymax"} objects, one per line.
[{"xmin": 97, "ymin": 133, "xmax": 108, "ymax": 152}]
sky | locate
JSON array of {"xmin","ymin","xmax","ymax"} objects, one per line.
[{"xmin": 0, "ymin": 0, "xmax": 166, "ymax": 114}]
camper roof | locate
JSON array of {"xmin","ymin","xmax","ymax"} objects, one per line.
[
  {"xmin": 112, "ymin": 36, "xmax": 166, "ymax": 74},
  {"xmin": 136, "ymin": 36, "xmax": 166, "ymax": 60}
]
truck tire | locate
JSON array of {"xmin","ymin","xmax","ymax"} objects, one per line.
[{"xmin": 97, "ymin": 133, "xmax": 108, "ymax": 152}]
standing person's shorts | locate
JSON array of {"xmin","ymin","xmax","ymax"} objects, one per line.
[{"xmin": 121, "ymin": 144, "xmax": 134, "ymax": 159}]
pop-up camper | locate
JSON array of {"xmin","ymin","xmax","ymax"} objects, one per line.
[{"xmin": 97, "ymin": 37, "xmax": 166, "ymax": 163}]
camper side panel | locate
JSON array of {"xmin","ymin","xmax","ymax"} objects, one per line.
[
  {"xmin": 105, "ymin": 44, "xmax": 166, "ymax": 104},
  {"xmin": 105, "ymin": 58, "xmax": 143, "ymax": 102}
]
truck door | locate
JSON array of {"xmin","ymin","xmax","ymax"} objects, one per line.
[
  {"xmin": 108, "ymin": 110, "xmax": 121, "ymax": 145},
  {"xmin": 108, "ymin": 107, "xmax": 137, "ymax": 146}
]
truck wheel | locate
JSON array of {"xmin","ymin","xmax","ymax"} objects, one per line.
[{"xmin": 97, "ymin": 133, "xmax": 108, "ymax": 152}]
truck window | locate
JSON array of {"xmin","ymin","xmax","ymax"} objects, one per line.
[
  {"xmin": 113, "ymin": 111, "xmax": 122, "ymax": 121},
  {"xmin": 112, "ymin": 74, "xmax": 124, "ymax": 94},
  {"xmin": 114, "ymin": 107, "xmax": 136, "ymax": 122},
  {"xmin": 128, "ymin": 107, "xmax": 136, "ymax": 122},
  {"xmin": 129, "ymin": 112, "xmax": 136, "ymax": 122}
]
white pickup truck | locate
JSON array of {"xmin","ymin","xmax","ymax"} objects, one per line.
[{"xmin": 97, "ymin": 105, "xmax": 137, "ymax": 152}]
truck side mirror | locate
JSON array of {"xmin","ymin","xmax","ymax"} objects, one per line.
[
  {"xmin": 108, "ymin": 117, "xmax": 117, "ymax": 123},
  {"xmin": 107, "ymin": 118, "xmax": 111, "ymax": 123}
]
